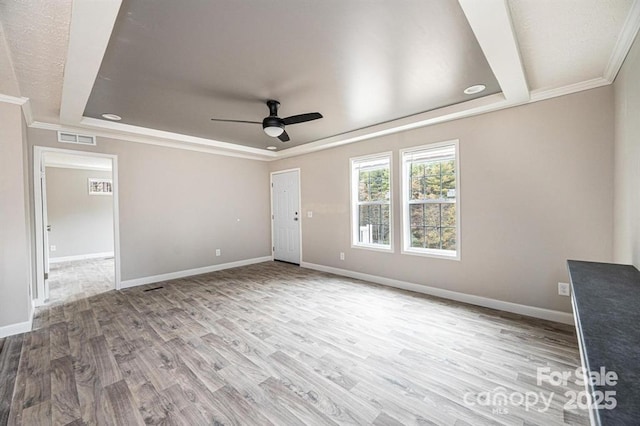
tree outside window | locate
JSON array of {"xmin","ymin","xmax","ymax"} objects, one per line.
[
  {"xmin": 351, "ymin": 154, "xmax": 392, "ymax": 251},
  {"xmin": 402, "ymin": 142, "xmax": 459, "ymax": 258}
]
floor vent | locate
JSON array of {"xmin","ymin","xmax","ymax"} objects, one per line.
[
  {"xmin": 143, "ymin": 286, "xmax": 164, "ymax": 292},
  {"xmin": 57, "ymin": 131, "xmax": 96, "ymax": 146}
]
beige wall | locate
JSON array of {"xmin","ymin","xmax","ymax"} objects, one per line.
[
  {"xmin": 45, "ymin": 167, "xmax": 114, "ymax": 259},
  {"xmin": 613, "ymin": 32, "xmax": 640, "ymax": 268},
  {"xmin": 271, "ymin": 87, "xmax": 615, "ymax": 313},
  {"xmin": 0, "ymin": 102, "xmax": 32, "ymax": 328},
  {"xmin": 28, "ymin": 129, "xmax": 271, "ymax": 283}
]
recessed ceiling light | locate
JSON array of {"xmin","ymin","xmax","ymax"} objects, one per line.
[
  {"xmin": 463, "ymin": 84, "xmax": 486, "ymax": 95},
  {"xmin": 266, "ymin": 146, "xmax": 277, "ymax": 151},
  {"xmin": 101, "ymin": 113, "xmax": 122, "ymax": 121}
]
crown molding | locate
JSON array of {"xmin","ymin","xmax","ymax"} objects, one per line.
[
  {"xmin": 79, "ymin": 117, "xmax": 275, "ymax": 158},
  {"xmin": 29, "ymin": 121, "xmax": 275, "ymax": 162},
  {"xmin": 0, "ymin": 93, "xmax": 28, "ymax": 105},
  {"xmin": 604, "ymin": 0, "xmax": 640, "ymax": 82},
  {"xmin": 21, "ymin": 98, "xmax": 34, "ymax": 125},
  {"xmin": 279, "ymin": 77, "xmax": 619, "ymax": 159},
  {"xmin": 529, "ymin": 77, "xmax": 611, "ymax": 103},
  {"xmin": 276, "ymin": 93, "xmax": 517, "ymax": 159},
  {"xmin": 29, "ymin": 73, "xmax": 612, "ymax": 162},
  {"xmin": 0, "ymin": 94, "xmax": 34, "ymax": 126}
]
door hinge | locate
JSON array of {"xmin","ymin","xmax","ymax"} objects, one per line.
[
  {"xmin": 44, "ymin": 272, "xmax": 49, "ymax": 280},
  {"xmin": 272, "ymin": 214, "xmax": 274, "ymax": 220},
  {"xmin": 272, "ymin": 246, "xmax": 275, "ymax": 251}
]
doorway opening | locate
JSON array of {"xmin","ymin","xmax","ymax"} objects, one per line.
[
  {"xmin": 271, "ymin": 169, "xmax": 302, "ymax": 265},
  {"xmin": 33, "ymin": 147, "xmax": 121, "ymax": 306}
]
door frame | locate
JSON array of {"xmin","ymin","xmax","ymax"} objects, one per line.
[
  {"xmin": 33, "ymin": 146, "xmax": 122, "ymax": 305},
  {"xmin": 270, "ymin": 168, "xmax": 302, "ymax": 264}
]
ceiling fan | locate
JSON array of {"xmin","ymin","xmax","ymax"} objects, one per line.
[{"xmin": 210, "ymin": 100, "xmax": 323, "ymax": 142}]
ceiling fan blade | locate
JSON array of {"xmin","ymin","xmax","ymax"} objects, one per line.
[
  {"xmin": 278, "ymin": 130, "xmax": 290, "ymax": 142},
  {"xmin": 282, "ymin": 112, "xmax": 323, "ymax": 126},
  {"xmin": 210, "ymin": 118, "xmax": 261, "ymax": 124}
]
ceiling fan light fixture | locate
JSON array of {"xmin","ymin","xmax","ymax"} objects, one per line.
[
  {"xmin": 463, "ymin": 84, "xmax": 486, "ymax": 95},
  {"xmin": 264, "ymin": 125, "xmax": 284, "ymax": 137},
  {"xmin": 262, "ymin": 115, "xmax": 285, "ymax": 137}
]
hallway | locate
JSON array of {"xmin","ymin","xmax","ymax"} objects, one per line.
[{"xmin": 47, "ymin": 258, "xmax": 114, "ymax": 306}]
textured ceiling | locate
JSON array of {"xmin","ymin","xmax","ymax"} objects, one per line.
[
  {"xmin": 84, "ymin": 0, "xmax": 500, "ymax": 150},
  {"xmin": 508, "ymin": 0, "xmax": 634, "ymax": 91},
  {"xmin": 0, "ymin": 20, "xmax": 20, "ymax": 97},
  {"xmin": 0, "ymin": 0, "xmax": 72, "ymax": 121}
]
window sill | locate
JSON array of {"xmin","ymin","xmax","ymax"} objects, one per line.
[
  {"xmin": 351, "ymin": 243, "xmax": 394, "ymax": 254},
  {"xmin": 401, "ymin": 247, "xmax": 460, "ymax": 261}
]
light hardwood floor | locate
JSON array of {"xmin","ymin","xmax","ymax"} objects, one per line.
[
  {"xmin": 6, "ymin": 261, "xmax": 588, "ymax": 425},
  {"xmin": 48, "ymin": 258, "xmax": 114, "ymax": 306}
]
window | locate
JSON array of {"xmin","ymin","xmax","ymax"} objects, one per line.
[
  {"xmin": 350, "ymin": 152, "xmax": 392, "ymax": 251},
  {"xmin": 88, "ymin": 178, "xmax": 113, "ymax": 195},
  {"xmin": 401, "ymin": 141, "xmax": 459, "ymax": 259}
]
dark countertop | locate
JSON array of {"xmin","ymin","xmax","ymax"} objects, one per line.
[{"xmin": 567, "ymin": 260, "xmax": 640, "ymax": 426}]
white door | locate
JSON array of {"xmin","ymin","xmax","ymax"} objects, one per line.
[
  {"xmin": 272, "ymin": 170, "xmax": 301, "ymax": 264},
  {"xmin": 40, "ymin": 165, "xmax": 51, "ymax": 300}
]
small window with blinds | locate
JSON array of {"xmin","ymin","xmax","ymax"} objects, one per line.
[
  {"xmin": 401, "ymin": 141, "xmax": 459, "ymax": 259},
  {"xmin": 350, "ymin": 152, "xmax": 392, "ymax": 252}
]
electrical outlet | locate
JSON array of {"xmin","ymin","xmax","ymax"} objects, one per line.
[
  {"xmin": 339, "ymin": 252, "xmax": 345, "ymax": 260},
  {"xmin": 215, "ymin": 249, "xmax": 221, "ymax": 257},
  {"xmin": 307, "ymin": 211, "xmax": 313, "ymax": 218},
  {"xmin": 558, "ymin": 282, "xmax": 570, "ymax": 297},
  {"xmin": 50, "ymin": 245, "xmax": 56, "ymax": 252}
]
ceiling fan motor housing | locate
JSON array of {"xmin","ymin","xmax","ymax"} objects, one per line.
[{"xmin": 267, "ymin": 100, "xmax": 280, "ymax": 116}]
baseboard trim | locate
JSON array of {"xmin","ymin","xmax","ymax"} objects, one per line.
[
  {"xmin": 119, "ymin": 256, "xmax": 273, "ymax": 289},
  {"xmin": 0, "ymin": 303, "xmax": 34, "ymax": 338},
  {"xmin": 301, "ymin": 262, "xmax": 574, "ymax": 325},
  {"xmin": 49, "ymin": 251, "xmax": 114, "ymax": 264}
]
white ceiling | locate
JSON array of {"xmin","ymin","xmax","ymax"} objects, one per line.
[
  {"xmin": 0, "ymin": 0, "xmax": 71, "ymax": 122},
  {"xmin": 508, "ymin": 0, "xmax": 634, "ymax": 92},
  {"xmin": 0, "ymin": 0, "xmax": 638, "ymax": 160},
  {"xmin": 0, "ymin": 20, "xmax": 20, "ymax": 97}
]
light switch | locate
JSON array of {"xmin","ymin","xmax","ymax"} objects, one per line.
[{"xmin": 307, "ymin": 211, "xmax": 313, "ymax": 218}]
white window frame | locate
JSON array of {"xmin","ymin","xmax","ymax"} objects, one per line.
[
  {"xmin": 350, "ymin": 152, "xmax": 393, "ymax": 252},
  {"xmin": 400, "ymin": 140, "xmax": 460, "ymax": 260}
]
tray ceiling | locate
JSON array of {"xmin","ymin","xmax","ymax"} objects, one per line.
[
  {"xmin": 83, "ymin": 0, "xmax": 500, "ymax": 151},
  {"xmin": 0, "ymin": 0, "xmax": 638, "ymax": 159}
]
